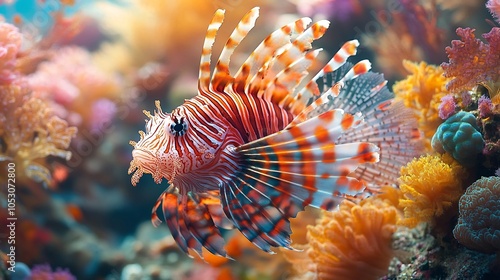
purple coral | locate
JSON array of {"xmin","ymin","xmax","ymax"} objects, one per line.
[
  {"xmin": 0, "ymin": 21, "xmax": 22, "ymax": 84},
  {"xmin": 478, "ymin": 95, "xmax": 493, "ymax": 118},
  {"xmin": 441, "ymin": 27, "xmax": 500, "ymax": 93},
  {"xmin": 438, "ymin": 94, "xmax": 456, "ymax": 119},
  {"xmin": 28, "ymin": 264, "xmax": 76, "ymax": 280},
  {"xmin": 90, "ymin": 98, "xmax": 117, "ymax": 132},
  {"xmin": 453, "ymin": 176, "xmax": 500, "ymax": 254}
]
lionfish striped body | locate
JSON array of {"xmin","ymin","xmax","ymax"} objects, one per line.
[{"xmin": 129, "ymin": 7, "xmax": 421, "ymax": 258}]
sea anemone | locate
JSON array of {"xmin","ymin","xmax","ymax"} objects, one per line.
[
  {"xmin": 478, "ymin": 95, "xmax": 494, "ymax": 118},
  {"xmin": 393, "ymin": 60, "xmax": 451, "ymax": 150},
  {"xmin": 398, "ymin": 154, "xmax": 465, "ymax": 228},
  {"xmin": 284, "ymin": 197, "xmax": 400, "ymax": 280},
  {"xmin": 438, "ymin": 94, "xmax": 457, "ymax": 120},
  {"xmin": 453, "ymin": 176, "xmax": 500, "ymax": 254},
  {"xmin": 431, "ymin": 111, "xmax": 485, "ymax": 167}
]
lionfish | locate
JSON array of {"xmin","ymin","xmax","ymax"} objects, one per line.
[{"xmin": 129, "ymin": 7, "xmax": 421, "ymax": 258}]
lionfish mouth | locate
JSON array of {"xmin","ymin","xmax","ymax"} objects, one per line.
[{"xmin": 129, "ymin": 148, "xmax": 162, "ymax": 186}]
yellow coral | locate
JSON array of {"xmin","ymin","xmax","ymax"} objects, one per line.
[
  {"xmin": 0, "ymin": 81, "xmax": 77, "ymax": 187},
  {"xmin": 393, "ymin": 60, "xmax": 452, "ymax": 150},
  {"xmin": 398, "ymin": 153, "xmax": 465, "ymax": 228},
  {"xmin": 284, "ymin": 197, "xmax": 400, "ymax": 280}
]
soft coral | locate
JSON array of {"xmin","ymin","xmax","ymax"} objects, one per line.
[{"xmin": 441, "ymin": 27, "xmax": 500, "ymax": 95}]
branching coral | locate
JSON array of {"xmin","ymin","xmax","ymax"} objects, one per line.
[
  {"xmin": 453, "ymin": 176, "xmax": 500, "ymax": 254},
  {"xmin": 284, "ymin": 197, "xmax": 400, "ymax": 280},
  {"xmin": 0, "ymin": 81, "xmax": 77, "ymax": 187},
  {"xmin": 441, "ymin": 27, "xmax": 500, "ymax": 104},
  {"xmin": 398, "ymin": 154, "xmax": 465, "ymax": 228},
  {"xmin": 431, "ymin": 111, "xmax": 485, "ymax": 167},
  {"xmin": 393, "ymin": 60, "xmax": 451, "ymax": 150}
]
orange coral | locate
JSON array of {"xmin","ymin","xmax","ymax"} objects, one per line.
[
  {"xmin": 393, "ymin": 61, "xmax": 451, "ymax": 150},
  {"xmin": 398, "ymin": 154, "xmax": 465, "ymax": 228},
  {"xmin": 284, "ymin": 197, "xmax": 400, "ymax": 280}
]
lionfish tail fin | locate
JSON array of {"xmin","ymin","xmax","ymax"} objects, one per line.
[{"xmin": 221, "ymin": 109, "xmax": 379, "ymax": 250}]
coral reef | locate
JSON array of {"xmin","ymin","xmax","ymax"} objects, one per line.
[
  {"xmin": 1, "ymin": 1, "xmax": 499, "ymax": 280},
  {"xmin": 453, "ymin": 176, "xmax": 500, "ymax": 254},
  {"xmin": 441, "ymin": 27, "xmax": 500, "ymax": 102},
  {"xmin": 431, "ymin": 111, "xmax": 485, "ymax": 167},
  {"xmin": 284, "ymin": 196, "xmax": 400, "ymax": 280},
  {"xmin": 385, "ymin": 224, "xmax": 498, "ymax": 280},
  {"xmin": 398, "ymin": 154, "xmax": 465, "ymax": 228},
  {"xmin": 393, "ymin": 61, "xmax": 451, "ymax": 150},
  {"xmin": 384, "ymin": 224, "xmax": 440, "ymax": 279}
]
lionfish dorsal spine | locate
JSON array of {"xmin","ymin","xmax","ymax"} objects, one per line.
[
  {"xmin": 198, "ymin": 9, "xmax": 225, "ymax": 93},
  {"xmin": 210, "ymin": 7, "xmax": 260, "ymax": 93}
]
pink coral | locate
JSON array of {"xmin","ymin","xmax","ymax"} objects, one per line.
[
  {"xmin": 438, "ymin": 94, "xmax": 456, "ymax": 119},
  {"xmin": 0, "ymin": 21, "xmax": 22, "ymax": 84},
  {"xmin": 90, "ymin": 98, "xmax": 117, "ymax": 132},
  {"xmin": 442, "ymin": 27, "xmax": 500, "ymax": 93},
  {"xmin": 28, "ymin": 46, "xmax": 120, "ymax": 129},
  {"xmin": 478, "ymin": 95, "xmax": 494, "ymax": 118},
  {"xmin": 29, "ymin": 264, "xmax": 76, "ymax": 280}
]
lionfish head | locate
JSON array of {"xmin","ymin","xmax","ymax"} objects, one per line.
[{"xmin": 129, "ymin": 101, "xmax": 169, "ymax": 186}]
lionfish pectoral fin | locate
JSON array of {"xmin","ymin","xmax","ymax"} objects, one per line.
[
  {"xmin": 221, "ymin": 109, "xmax": 380, "ymax": 250},
  {"xmin": 151, "ymin": 188, "xmax": 229, "ymax": 258}
]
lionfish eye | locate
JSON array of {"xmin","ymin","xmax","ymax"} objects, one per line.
[{"xmin": 169, "ymin": 117, "xmax": 187, "ymax": 136}]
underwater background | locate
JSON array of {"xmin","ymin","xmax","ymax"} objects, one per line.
[{"xmin": 1, "ymin": 0, "xmax": 500, "ymax": 279}]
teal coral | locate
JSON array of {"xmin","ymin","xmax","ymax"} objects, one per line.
[
  {"xmin": 453, "ymin": 176, "xmax": 500, "ymax": 254},
  {"xmin": 431, "ymin": 111, "xmax": 484, "ymax": 167}
]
